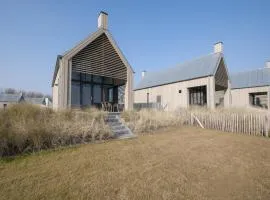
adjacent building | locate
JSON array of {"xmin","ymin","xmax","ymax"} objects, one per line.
[
  {"xmin": 230, "ymin": 63, "xmax": 270, "ymax": 109},
  {"xmin": 0, "ymin": 93, "xmax": 24, "ymax": 109},
  {"xmin": 52, "ymin": 11, "xmax": 134, "ymax": 110},
  {"xmin": 134, "ymin": 42, "xmax": 230, "ymax": 111},
  {"xmin": 24, "ymin": 97, "xmax": 52, "ymax": 108}
]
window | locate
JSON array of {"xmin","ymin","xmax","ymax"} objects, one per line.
[
  {"xmin": 82, "ymin": 83, "xmax": 91, "ymax": 106},
  {"xmin": 93, "ymin": 75, "xmax": 102, "ymax": 83},
  {"xmin": 249, "ymin": 92, "xmax": 268, "ymax": 109},
  {"xmin": 71, "ymin": 82, "xmax": 80, "ymax": 106},
  {"xmin": 189, "ymin": 86, "xmax": 207, "ymax": 106},
  {"xmin": 3, "ymin": 104, "xmax": 7, "ymax": 110},
  {"xmin": 108, "ymin": 88, "xmax": 114, "ymax": 102},
  {"xmin": 93, "ymin": 85, "xmax": 102, "ymax": 103},
  {"xmin": 72, "ymin": 71, "xmax": 81, "ymax": 81},
  {"xmin": 147, "ymin": 93, "xmax": 149, "ymax": 104},
  {"xmin": 156, "ymin": 95, "xmax": 161, "ymax": 103}
]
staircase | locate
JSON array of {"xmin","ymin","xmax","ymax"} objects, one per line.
[{"xmin": 105, "ymin": 112, "xmax": 136, "ymax": 139}]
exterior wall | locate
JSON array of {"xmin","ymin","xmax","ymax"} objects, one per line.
[
  {"xmin": 52, "ymin": 69, "xmax": 60, "ymax": 110},
  {"xmin": 231, "ymin": 86, "xmax": 270, "ymax": 109},
  {"xmin": 134, "ymin": 76, "xmax": 215, "ymax": 111},
  {"xmin": 53, "ymin": 59, "xmax": 69, "ymax": 110},
  {"xmin": 125, "ymin": 67, "xmax": 134, "ymax": 110}
]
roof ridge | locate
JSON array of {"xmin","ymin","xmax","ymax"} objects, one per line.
[{"xmin": 143, "ymin": 52, "xmax": 221, "ymax": 77}]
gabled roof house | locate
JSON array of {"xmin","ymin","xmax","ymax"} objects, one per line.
[
  {"xmin": 134, "ymin": 42, "xmax": 230, "ymax": 110},
  {"xmin": 230, "ymin": 63, "xmax": 270, "ymax": 109},
  {"xmin": 52, "ymin": 11, "xmax": 134, "ymax": 110},
  {"xmin": 0, "ymin": 93, "xmax": 24, "ymax": 109}
]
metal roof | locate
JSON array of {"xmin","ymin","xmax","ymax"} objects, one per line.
[
  {"xmin": 231, "ymin": 67, "xmax": 270, "ymax": 89},
  {"xmin": 0, "ymin": 93, "xmax": 24, "ymax": 102},
  {"xmin": 24, "ymin": 97, "xmax": 45, "ymax": 105},
  {"xmin": 135, "ymin": 53, "xmax": 222, "ymax": 90}
]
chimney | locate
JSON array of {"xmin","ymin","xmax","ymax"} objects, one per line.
[
  {"xmin": 265, "ymin": 61, "xmax": 270, "ymax": 68},
  {"xmin": 98, "ymin": 11, "xmax": 108, "ymax": 29},
  {"xmin": 214, "ymin": 42, "xmax": 223, "ymax": 53},
  {"xmin": 142, "ymin": 70, "xmax": 146, "ymax": 79}
]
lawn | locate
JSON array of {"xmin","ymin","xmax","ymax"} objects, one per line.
[{"xmin": 0, "ymin": 126, "xmax": 270, "ymax": 200}]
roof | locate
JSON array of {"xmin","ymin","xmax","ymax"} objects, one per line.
[
  {"xmin": 51, "ymin": 28, "xmax": 134, "ymax": 86},
  {"xmin": 231, "ymin": 67, "xmax": 270, "ymax": 89},
  {"xmin": 24, "ymin": 97, "xmax": 45, "ymax": 105},
  {"xmin": 135, "ymin": 53, "xmax": 223, "ymax": 90},
  {"xmin": 0, "ymin": 93, "xmax": 24, "ymax": 103}
]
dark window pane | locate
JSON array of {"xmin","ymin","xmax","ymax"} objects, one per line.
[
  {"xmin": 82, "ymin": 83, "xmax": 91, "ymax": 106},
  {"xmin": 104, "ymin": 77, "xmax": 113, "ymax": 85},
  {"xmin": 72, "ymin": 71, "xmax": 80, "ymax": 81},
  {"xmin": 93, "ymin": 85, "xmax": 101, "ymax": 103},
  {"xmin": 71, "ymin": 82, "xmax": 80, "ymax": 106},
  {"xmin": 93, "ymin": 75, "xmax": 102, "ymax": 83}
]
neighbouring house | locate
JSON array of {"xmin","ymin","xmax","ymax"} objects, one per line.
[
  {"xmin": 230, "ymin": 62, "xmax": 270, "ymax": 110},
  {"xmin": 0, "ymin": 93, "xmax": 24, "ymax": 109},
  {"xmin": 52, "ymin": 11, "xmax": 134, "ymax": 110},
  {"xmin": 24, "ymin": 97, "xmax": 52, "ymax": 108},
  {"xmin": 134, "ymin": 42, "xmax": 230, "ymax": 111}
]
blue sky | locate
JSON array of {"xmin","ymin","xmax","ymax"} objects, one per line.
[{"xmin": 0, "ymin": 0, "xmax": 270, "ymax": 94}]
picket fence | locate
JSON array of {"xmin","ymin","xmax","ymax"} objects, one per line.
[{"xmin": 177, "ymin": 109, "xmax": 270, "ymax": 137}]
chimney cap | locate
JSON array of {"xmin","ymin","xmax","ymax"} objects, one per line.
[
  {"xmin": 214, "ymin": 41, "xmax": 224, "ymax": 53},
  {"xmin": 100, "ymin": 11, "xmax": 108, "ymax": 16}
]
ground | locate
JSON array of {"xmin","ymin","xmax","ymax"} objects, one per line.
[{"xmin": 0, "ymin": 127, "xmax": 270, "ymax": 200}]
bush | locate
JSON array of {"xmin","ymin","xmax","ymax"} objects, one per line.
[{"xmin": 0, "ymin": 104, "xmax": 111, "ymax": 157}]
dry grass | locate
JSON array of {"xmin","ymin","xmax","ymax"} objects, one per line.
[
  {"xmin": 0, "ymin": 126, "xmax": 270, "ymax": 200},
  {"xmin": 0, "ymin": 104, "xmax": 111, "ymax": 157},
  {"xmin": 121, "ymin": 109, "xmax": 183, "ymax": 133},
  {"xmin": 122, "ymin": 108, "xmax": 270, "ymax": 136}
]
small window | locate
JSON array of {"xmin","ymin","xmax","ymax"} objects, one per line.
[
  {"xmin": 156, "ymin": 95, "xmax": 161, "ymax": 103},
  {"xmin": 179, "ymin": 90, "xmax": 182, "ymax": 93},
  {"xmin": 3, "ymin": 104, "xmax": 7, "ymax": 110},
  {"xmin": 147, "ymin": 93, "xmax": 149, "ymax": 104}
]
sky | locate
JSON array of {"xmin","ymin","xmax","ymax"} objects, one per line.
[{"xmin": 0, "ymin": 0, "xmax": 270, "ymax": 95}]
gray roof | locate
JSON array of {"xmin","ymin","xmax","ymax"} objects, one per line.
[
  {"xmin": 24, "ymin": 97, "xmax": 45, "ymax": 105},
  {"xmin": 231, "ymin": 67, "xmax": 270, "ymax": 89},
  {"xmin": 0, "ymin": 93, "xmax": 24, "ymax": 102},
  {"xmin": 135, "ymin": 53, "xmax": 223, "ymax": 90}
]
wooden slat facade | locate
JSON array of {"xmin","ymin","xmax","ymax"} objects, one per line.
[{"xmin": 72, "ymin": 33, "xmax": 127, "ymax": 80}]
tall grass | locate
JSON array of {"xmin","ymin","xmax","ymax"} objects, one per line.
[
  {"xmin": 0, "ymin": 104, "xmax": 111, "ymax": 157},
  {"xmin": 122, "ymin": 107, "xmax": 270, "ymax": 136},
  {"xmin": 121, "ymin": 109, "xmax": 183, "ymax": 133}
]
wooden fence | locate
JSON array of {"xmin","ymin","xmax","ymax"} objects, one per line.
[{"xmin": 177, "ymin": 109, "xmax": 270, "ymax": 137}]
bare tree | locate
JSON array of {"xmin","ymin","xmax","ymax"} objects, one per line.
[{"xmin": 5, "ymin": 88, "xmax": 17, "ymax": 94}]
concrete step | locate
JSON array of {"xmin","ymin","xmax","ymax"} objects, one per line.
[
  {"xmin": 105, "ymin": 118, "xmax": 119, "ymax": 123},
  {"xmin": 107, "ymin": 122, "xmax": 122, "ymax": 126},
  {"xmin": 111, "ymin": 125, "xmax": 126, "ymax": 131}
]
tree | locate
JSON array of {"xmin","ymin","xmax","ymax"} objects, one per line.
[{"xmin": 5, "ymin": 88, "xmax": 17, "ymax": 94}]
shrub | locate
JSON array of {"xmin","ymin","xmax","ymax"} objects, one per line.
[{"xmin": 0, "ymin": 104, "xmax": 111, "ymax": 157}]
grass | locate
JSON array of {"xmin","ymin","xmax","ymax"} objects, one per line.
[
  {"xmin": 0, "ymin": 104, "xmax": 111, "ymax": 157},
  {"xmin": 0, "ymin": 126, "xmax": 270, "ymax": 200}
]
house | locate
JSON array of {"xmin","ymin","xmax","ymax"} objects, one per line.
[
  {"xmin": 0, "ymin": 93, "xmax": 24, "ymax": 109},
  {"xmin": 24, "ymin": 97, "xmax": 52, "ymax": 108},
  {"xmin": 230, "ymin": 62, "xmax": 270, "ymax": 109},
  {"xmin": 52, "ymin": 11, "xmax": 134, "ymax": 110},
  {"xmin": 134, "ymin": 42, "xmax": 230, "ymax": 111}
]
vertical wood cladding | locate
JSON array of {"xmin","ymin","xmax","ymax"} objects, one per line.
[{"xmin": 72, "ymin": 33, "xmax": 127, "ymax": 80}]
